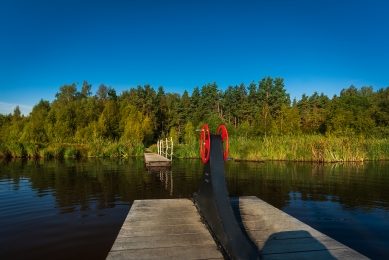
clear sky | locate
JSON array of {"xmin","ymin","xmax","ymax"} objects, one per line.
[{"xmin": 1, "ymin": 0, "xmax": 388, "ymax": 115}]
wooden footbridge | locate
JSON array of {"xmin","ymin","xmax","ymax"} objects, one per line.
[
  {"xmin": 108, "ymin": 125, "xmax": 367, "ymax": 259},
  {"xmin": 144, "ymin": 137, "xmax": 173, "ymax": 170},
  {"xmin": 144, "ymin": 152, "xmax": 171, "ymax": 168}
]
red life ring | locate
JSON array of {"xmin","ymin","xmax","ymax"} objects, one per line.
[
  {"xmin": 217, "ymin": 125, "xmax": 229, "ymax": 161},
  {"xmin": 200, "ymin": 124, "xmax": 210, "ymax": 163}
]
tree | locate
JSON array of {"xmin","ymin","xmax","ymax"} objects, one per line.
[
  {"xmin": 236, "ymin": 120, "xmax": 252, "ymax": 138},
  {"xmin": 20, "ymin": 100, "xmax": 50, "ymax": 143},
  {"xmin": 247, "ymin": 80, "xmax": 258, "ymax": 120},
  {"xmin": 169, "ymin": 127, "xmax": 179, "ymax": 144},
  {"xmin": 180, "ymin": 90, "xmax": 191, "ymax": 123},
  {"xmin": 221, "ymin": 86, "xmax": 234, "ymax": 124},
  {"xmin": 258, "ymin": 76, "xmax": 289, "ymax": 117},
  {"xmin": 234, "ymin": 83, "xmax": 251, "ymax": 125},
  {"xmin": 253, "ymin": 103, "xmax": 275, "ymax": 137},
  {"xmin": 156, "ymin": 86, "xmax": 168, "ymax": 135},
  {"xmin": 276, "ymin": 104, "xmax": 301, "ymax": 135},
  {"xmin": 96, "ymin": 99, "xmax": 119, "ymax": 139},
  {"xmin": 121, "ymin": 104, "xmax": 152, "ymax": 143},
  {"xmin": 183, "ymin": 121, "xmax": 196, "ymax": 144},
  {"xmin": 190, "ymin": 86, "xmax": 202, "ymax": 126},
  {"xmin": 55, "ymin": 83, "xmax": 77, "ymax": 104},
  {"xmin": 81, "ymin": 80, "xmax": 92, "ymax": 98},
  {"xmin": 13, "ymin": 106, "xmax": 21, "ymax": 121}
]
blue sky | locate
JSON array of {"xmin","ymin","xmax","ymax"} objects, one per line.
[{"xmin": 1, "ymin": 0, "xmax": 388, "ymax": 115}]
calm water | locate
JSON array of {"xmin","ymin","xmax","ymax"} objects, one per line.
[{"xmin": 1, "ymin": 158, "xmax": 389, "ymax": 259}]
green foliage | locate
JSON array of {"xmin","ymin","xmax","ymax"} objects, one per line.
[
  {"xmin": 120, "ymin": 104, "xmax": 153, "ymax": 143},
  {"xmin": 25, "ymin": 143, "xmax": 42, "ymax": 158},
  {"xmin": 74, "ymin": 123, "xmax": 95, "ymax": 143},
  {"xmin": 64, "ymin": 147, "xmax": 79, "ymax": 157},
  {"xmin": 1, "ymin": 80, "xmax": 389, "ymax": 161},
  {"xmin": 275, "ymin": 105, "xmax": 301, "ymax": 135},
  {"xmin": 7, "ymin": 142, "xmax": 26, "ymax": 158},
  {"xmin": 86, "ymin": 139, "xmax": 106, "ymax": 157},
  {"xmin": 39, "ymin": 148, "xmax": 54, "ymax": 159},
  {"xmin": 183, "ymin": 121, "xmax": 196, "ymax": 144},
  {"xmin": 96, "ymin": 99, "xmax": 119, "ymax": 139},
  {"xmin": 236, "ymin": 120, "xmax": 252, "ymax": 138},
  {"xmin": 0, "ymin": 140, "xmax": 10, "ymax": 157},
  {"xmin": 169, "ymin": 127, "xmax": 179, "ymax": 144},
  {"xmin": 173, "ymin": 142, "xmax": 199, "ymax": 158},
  {"xmin": 48, "ymin": 143, "xmax": 65, "ymax": 158}
]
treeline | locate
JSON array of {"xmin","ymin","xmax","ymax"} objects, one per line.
[{"xmin": 1, "ymin": 76, "xmax": 389, "ymax": 159}]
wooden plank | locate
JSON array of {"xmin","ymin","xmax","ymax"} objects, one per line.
[
  {"xmin": 106, "ymin": 199, "xmax": 223, "ymax": 260},
  {"xmin": 110, "ymin": 234, "xmax": 216, "ymax": 251},
  {"xmin": 106, "ymin": 245, "xmax": 223, "ymax": 260},
  {"xmin": 238, "ymin": 196, "xmax": 368, "ymax": 259},
  {"xmin": 117, "ymin": 224, "xmax": 211, "ymax": 237},
  {"xmin": 107, "ymin": 196, "xmax": 368, "ymax": 260}
]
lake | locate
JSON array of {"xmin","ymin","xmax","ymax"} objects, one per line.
[{"xmin": 1, "ymin": 158, "xmax": 389, "ymax": 259}]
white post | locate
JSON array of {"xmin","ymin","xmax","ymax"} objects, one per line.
[
  {"xmin": 165, "ymin": 138, "xmax": 168, "ymax": 158},
  {"xmin": 170, "ymin": 137, "xmax": 173, "ymax": 160}
]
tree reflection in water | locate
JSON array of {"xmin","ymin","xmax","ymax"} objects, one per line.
[{"xmin": 0, "ymin": 158, "xmax": 389, "ymax": 259}]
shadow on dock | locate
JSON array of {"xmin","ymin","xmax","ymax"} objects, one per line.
[
  {"xmin": 230, "ymin": 198, "xmax": 334, "ymax": 258},
  {"xmin": 259, "ymin": 230, "xmax": 337, "ymax": 259},
  {"xmin": 231, "ymin": 196, "xmax": 368, "ymax": 260}
]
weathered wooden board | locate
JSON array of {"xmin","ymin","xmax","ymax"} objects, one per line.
[
  {"xmin": 237, "ymin": 196, "xmax": 368, "ymax": 260},
  {"xmin": 144, "ymin": 153, "xmax": 171, "ymax": 167},
  {"xmin": 107, "ymin": 197, "xmax": 368, "ymax": 260},
  {"xmin": 106, "ymin": 199, "xmax": 223, "ymax": 260}
]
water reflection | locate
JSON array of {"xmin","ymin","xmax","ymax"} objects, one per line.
[
  {"xmin": 1, "ymin": 158, "xmax": 389, "ymax": 259},
  {"xmin": 225, "ymin": 161, "xmax": 389, "ymax": 212},
  {"xmin": 158, "ymin": 170, "xmax": 173, "ymax": 196}
]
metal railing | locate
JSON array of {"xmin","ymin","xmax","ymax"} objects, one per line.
[{"xmin": 157, "ymin": 137, "xmax": 173, "ymax": 160}]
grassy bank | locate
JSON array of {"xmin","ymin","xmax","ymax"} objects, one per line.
[
  {"xmin": 0, "ymin": 139, "xmax": 144, "ymax": 159},
  {"xmin": 167, "ymin": 135, "xmax": 389, "ymax": 162},
  {"xmin": 2, "ymin": 135, "xmax": 389, "ymax": 162}
]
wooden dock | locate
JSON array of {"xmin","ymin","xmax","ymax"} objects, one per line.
[
  {"xmin": 144, "ymin": 152, "xmax": 172, "ymax": 168},
  {"xmin": 106, "ymin": 199, "xmax": 223, "ymax": 260},
  {"xmin": 106, "ymin": 197, "xmax": 367, "ymax": 260}
]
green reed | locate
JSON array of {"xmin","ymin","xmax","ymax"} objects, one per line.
[
  {"xmin": 25, "ymin": 143, "xmax": 42, "ymax": 158},
  {"xmin": 86, "ymin": 138, "xmax": 144, "ymax": 157},
  {"xmin": 169, "ymin": 135, "xmax": 389, "ymax": 162},
  {"xmin": 172, "ymin": 141, "xmax": 199, "ymax": 158},
  {"xmin": 0, "ymin": 138, "xmax": 145, "ymax": 158},
  {"xmin": 7, "ymin": 142, "xmax": 26, "ymax": 158}
]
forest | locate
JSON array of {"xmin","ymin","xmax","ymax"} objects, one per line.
[{"xmin": 1, "ymin": 76, "xmax": 389, "ymax": 161}]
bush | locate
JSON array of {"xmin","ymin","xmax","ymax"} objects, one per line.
[
  {"xmin": 25, "ymin": 143, "xmax": 42, "ymax": 158},
  {"xmin": 8, "ymin": 142, "xmax": 26, "ymax": 158},
  {"xmin": 64, "ymin": 147, "xmax": 79, "ymax": 157}
]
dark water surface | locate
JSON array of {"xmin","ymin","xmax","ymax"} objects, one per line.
[{"xmin": 1, "ymin": 158, "xmax": 389, "ymax": 259}]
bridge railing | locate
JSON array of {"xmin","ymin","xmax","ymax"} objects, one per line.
[{"xmin": 157, "ymin": 137, "xmax": 173, "ymax": 160}]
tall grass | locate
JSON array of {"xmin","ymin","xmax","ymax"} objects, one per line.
[
  {"xmin": 64, "ymin": 147, "xmax": 79, "ymax": 157},
  {"xmin": 7, "ymin": 142, "xmax": 26, "ymax": 158},
  {"xmin": 39, "ymin": 148, "xmax": 54, "ymax": 159},
  {"xmin": 87, "ymin": 139, "xmax": 144, "ymax": 157},
  {"xmin": 25, "ymin": 143, "xmax": 41, "ymax": 158},
  {"xmin": 0, "ymin": 140, "xmax": 10, "ymax": 157},
  {"xmin": 168, "ymin": 135, "xmax": 389, "ymax": 162},
  {"xmin": 0, "ymin": 138, "xmax": 145, "ymax": 158},
  {"xmin": 48, "ymin": 143, "xmax": 65, "ymax": 158},
  {"xmin": 172, "ymin": 141, "xmax": 199, "ymax": 158}
]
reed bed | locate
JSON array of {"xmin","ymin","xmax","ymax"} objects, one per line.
[
  {"xmin": 170, "ymin": 135, "xmax": 389, "ymax": 162},
  {"xmin": 0, "ymin": 138, "xmax": 144, "ymax": 158},
  {"xmin": 1, "ymin": 135, "xmax": 388, "ymax": 161}
]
